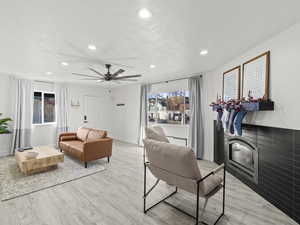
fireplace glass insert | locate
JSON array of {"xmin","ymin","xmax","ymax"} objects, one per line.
[{"xmin": 228, "ymin": 138, "xmax": 258, "ymax": 183}]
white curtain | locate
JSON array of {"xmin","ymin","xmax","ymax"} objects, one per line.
[
  {"xmin": 138, "ymin": 84, "xmax": 151, "ymax": 146},
  {"xmin": 11, "ymin": 79, "xmax": 33, "ymax": 154},
  {"xmin": 188, "ymin": 76, "xmax": 204, "ymax": 159},
  {"xmin": 55, "ymin": 84, "xmax": 69, "ymax": 144}
]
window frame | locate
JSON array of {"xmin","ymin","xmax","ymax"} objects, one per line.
[
  {"xmin": 147, "ymin": 90, "xmax": 190, "ymax": 126},
  {"xmin": 32, "ymin": 90, "xmax": 56, "ymax": 125}
]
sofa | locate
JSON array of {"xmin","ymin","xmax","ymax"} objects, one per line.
[{"xmin": 58, "ymin": 127, "xmax": 113, "ymax": 168}]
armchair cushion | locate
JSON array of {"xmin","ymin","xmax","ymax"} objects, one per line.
[
  {"xmin": 76, "ymin": 127, "xmax": 90, "ymax": 141},
  {"xmin": 61, "ymin": 140, "xmax": 84, "ymax": 160},
  {"xmin": 60, "ymin": 135, "xmax": 77, "ymax": 141},
  {"xmin": 145, "ymin": 126, "xmax": 169, "ymax": 143},
  {"xmin": 87, "ymin": 129, "xmax": 107, "ymax": 140}
]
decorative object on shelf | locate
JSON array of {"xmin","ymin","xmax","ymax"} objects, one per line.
[
  {"xmin": 0, "ymin": 113, "xmax": 12, "ymax": 134},
  {"xmin": 242, "ymin": 51, "xmax": 270, "ymax": 100},
  {"xmin": 210, "ymin": 99, "xmax": 274, "ymax": 136},
  {"xmin": 222, "ymin": 66, "xmax": 241, "ymax": 101}
]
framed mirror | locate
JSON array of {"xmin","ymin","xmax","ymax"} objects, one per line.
[
  {"xmin": 242, "ymin": 51, "xmax": 270, "ymax": 100},
  {"xmin": 222, "ymin": 66, "xmax": 241, "ymax": 101}
]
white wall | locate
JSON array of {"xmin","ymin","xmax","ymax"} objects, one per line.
[
  {"xmin": 203, "ymin": 21, "xmax": 300, "ymax": 161},
  {"xmin": 0, "ymin": 75, "xmax": 13, "ymax": 156},
  {"xmin": 0, "ymin": 74, "xmax": 13, "ymax": 118},
  {"xmin": 109, "ymin": 80, "xmax": 190, "ymax": 145},
  {"xmin": 31, "ymin": 82, "xmax": 112, "ymax": 146},
  {"xmin": 110, "ymin": 84, "xmax": 141, "ymax": 144},
  {"xmin": 67, "ymin": 84, "xmax": 112, "ymax": 133},
  {"xmin": 0, "ymin": 77, "xmax": 112, "ymax": 149}
]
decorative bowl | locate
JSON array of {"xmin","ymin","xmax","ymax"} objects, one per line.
[{"xmin": 25, "ymin": 152, "xmax": 39, "ymax": 159}]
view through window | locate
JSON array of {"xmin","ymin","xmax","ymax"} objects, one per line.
[
  {"xmin": 148, "ymin": 90, "xmax": 189, "ymax": 125},
  {"xmin": 33, "ymin": 91, "xmax": 56, "ymax": 124}
]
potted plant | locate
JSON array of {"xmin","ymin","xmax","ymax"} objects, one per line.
[
  {"xmin": 0, "ymin": 113, "xmax": 12, "ymax": 134},
  {"xmin": 0, "ymin": 113, "xmax": 12, "ymax": 157}
]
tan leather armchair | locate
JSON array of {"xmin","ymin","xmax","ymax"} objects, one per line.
[
  {"xmin": 59, "ymin": 128, "xmax": 113, "ymax": 168},
  {"xmin": 143, "ymin": 126, "xmax": 226, "ymax": 225}
]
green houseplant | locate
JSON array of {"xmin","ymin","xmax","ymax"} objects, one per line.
[{"xmin": 0, "ymin": 113, "xmax": 12, "ymax": 134}]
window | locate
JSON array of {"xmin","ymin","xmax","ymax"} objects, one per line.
[
  {"xmin": 33, "ymin": 91, "xmax": 56, "ymax": 124},
  {"xmin": 148, "ymin": 90, "xmax": 190, "ymax": 125}
]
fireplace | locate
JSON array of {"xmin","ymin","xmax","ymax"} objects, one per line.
[
  {"xmin": 227, "ymin": 137, "xmax": 258, "ymax": 184},
  {"xmin": 214, "ymin": 121, "xmax": 300, "ymax": 223}
]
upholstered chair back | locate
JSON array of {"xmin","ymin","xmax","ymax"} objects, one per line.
[
  {"xmin": 143, "ymin": 139, "xmax": 222, "ymax": 197},
  {"xmin": 145, "ymin": 126, "xmax": 169, "ymax": 143},
  {"xmin": 143, "ymin": 139, "xmax": 202, "ymax": 193}
]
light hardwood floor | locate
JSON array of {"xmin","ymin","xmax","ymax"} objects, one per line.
[{"xmin": 0, "ymin": 141, "xmax": 297, "ymax": 225}]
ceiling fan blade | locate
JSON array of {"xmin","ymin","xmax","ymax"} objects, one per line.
[
  {"xmin": 114, "ymin": 78, "xmax": 138, "ymax": 81},
  {"xmin": 79, "ymin": 78, "xmax": 104, "ymax": 80},
  {"xmin": 114, "ymin": 75, "xmax": 142, "ymax": 80},
  {"xmin": 112, "ymin": 69, "xmax": 125, "ymax": 77},
  {"xmin": 88, "ymin": 67, "xmax": 105, "ymax": 77},
  {"xmin": 72, "ymin": 73, "xmax": 100, "ymax": 79}
]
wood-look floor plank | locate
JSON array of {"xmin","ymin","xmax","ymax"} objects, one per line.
[{"xmin": 0, "ymin": 141, "xmax": 297, "ymax": 225}]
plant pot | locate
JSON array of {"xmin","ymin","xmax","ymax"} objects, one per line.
[{"xmin": 0, "ymin": 133, "xmax": 12, "ymax": 157}]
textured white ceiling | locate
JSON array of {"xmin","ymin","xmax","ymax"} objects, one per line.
[{"xmin": 0, "ymin": 0, "xmax": 300, "ymax": 86}]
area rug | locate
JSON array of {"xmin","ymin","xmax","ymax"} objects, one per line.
[{"xmin": 0, "ymin": 154, "xmax": 106, "ymax": 201}]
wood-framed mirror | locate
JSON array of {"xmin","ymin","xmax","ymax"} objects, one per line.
[
  {"xmin": 242, "ymin": 51, "xmax": 270, "ymax": 100},
  {"xmin": 222, "ymin": 66, "xmax": 241, "ymax": 101}
]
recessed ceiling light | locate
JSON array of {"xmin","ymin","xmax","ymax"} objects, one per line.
[
  {"xmin": 139, "ymin": 8, "xmax": 152, "ymax": 19},
  {"xmin": 61, "ymin": 62, "xmax": 69, "ymax": 66},
  {"xmin": 200, "ymin": 49, "xmax": 208, "ymax": 56},
  {"xmin": 150, "ymin": 64, "xmax": 156, "ymax": 69},
  {"xmin": 46, "ymin": 72, "xmax": 53, "ymax": 75},
  {"xmin": 88, "ymin": 44, "xmax": 97, "ymax": 51}
]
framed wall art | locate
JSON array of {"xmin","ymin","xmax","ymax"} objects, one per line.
[
  {"xmin": 222, "ymin": 66, "xmax": 241, "ymax": 101},
  {"xmin": 242, "ymin": 51, "xmax": 270, "ymax": 100}
]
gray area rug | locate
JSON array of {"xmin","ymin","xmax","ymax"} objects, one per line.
[{"xmin": 0, "ymin": 154, "xmax": 105, "ymax": 201}]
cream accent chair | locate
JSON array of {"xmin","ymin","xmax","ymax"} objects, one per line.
[{"xmin": 143, "ymin": 131, "xmax": 225, "ymax": 225}]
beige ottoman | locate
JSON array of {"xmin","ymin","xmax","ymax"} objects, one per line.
[{"xmin": 15, "ymin": 146, "xmax": 64, "ymax": 175}]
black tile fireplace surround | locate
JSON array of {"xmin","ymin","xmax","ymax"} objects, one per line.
[{"xmin": 213, "ymin": 121, "xmax": 300, "ymax": 223}]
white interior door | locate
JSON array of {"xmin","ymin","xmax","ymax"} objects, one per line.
[{"xmin": 84, "ymin": 95, "xmax": 110, "ymax": 130}]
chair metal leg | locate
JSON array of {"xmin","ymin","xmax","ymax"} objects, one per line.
[
  {"xmin": 200, "ymin": 198, "xmax": 209, "ymax": 220},
  {"xmin": 223, "ymin": 167, "xmax": 226, "ymax": 215},
  {"xmin": 196, "ymin": 182, "xmax": 200, "ymax": 225},
  {"xmin": 143, "ymin": 163, "xmax": 147, "ymax": 213},
  {"xmin": 107, "ymin": 157, "xmax": 110, "ymax": 163},
  {"xmin": 85, "ymin": 162, "xmax": 87, "ymax": 168},
  {"xmin": 143, "ymin": 163, "xmax": 226, "ymax": 225}
]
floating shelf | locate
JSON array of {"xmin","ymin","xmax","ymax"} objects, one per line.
[
  {"xmin": 211, "ymin": 101, "xmax": 274, "ymax": 112},
  {"xmin": 242, "ymin": 101, "xmax": 274, "ymax": 111}
]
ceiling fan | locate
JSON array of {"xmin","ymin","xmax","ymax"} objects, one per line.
[{"xmin": 72, "ymin": 64, "xmax": 142, "ymax": 83}]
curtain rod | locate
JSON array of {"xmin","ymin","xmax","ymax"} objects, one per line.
[{"xmin": 150, "ymin": 74, "xmax": 202, "ymax": 85}]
